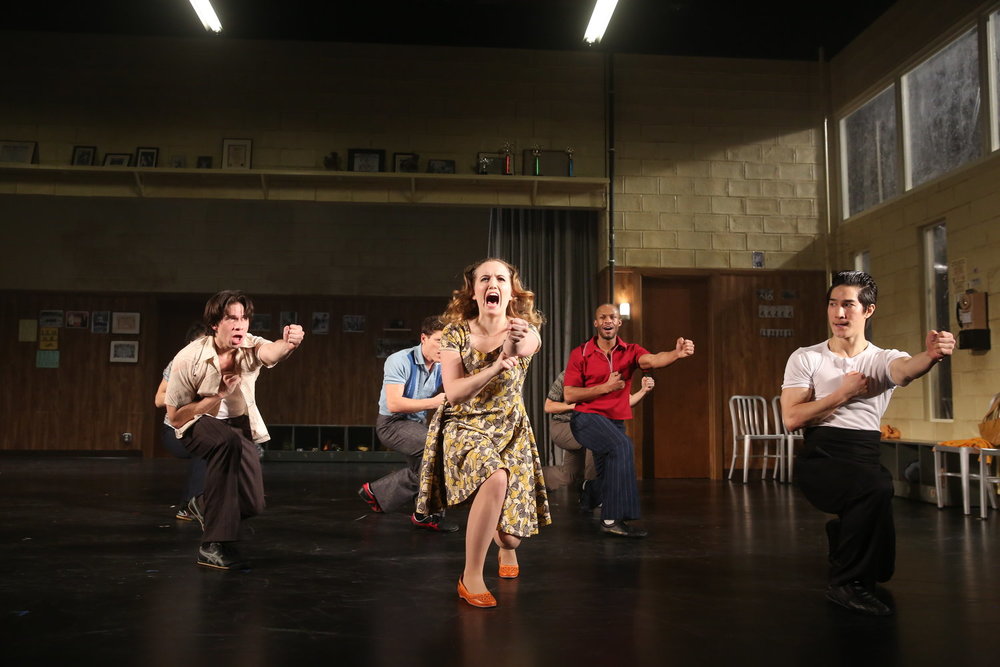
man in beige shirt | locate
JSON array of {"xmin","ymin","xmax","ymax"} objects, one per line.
[{"xmin": 166, "ymin": 290, "xmax": 304, "ymax": 570}]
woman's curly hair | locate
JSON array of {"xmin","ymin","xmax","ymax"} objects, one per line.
[{"xmin": 442, "ymin": 257, "xmax": 544, "ymax": 327}]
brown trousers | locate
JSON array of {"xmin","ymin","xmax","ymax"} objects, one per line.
[
  {"xmin": 181, "ymin": 415, "xmax": 265, "ymax": 543},
  {"xmin": 541, "ymin": 419, "xmax": 596, "ymax": 490}
]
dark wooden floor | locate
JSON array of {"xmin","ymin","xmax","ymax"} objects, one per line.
[{"xmin": 1, "ymin": 457, "xmax": 997, "ymax": 666}]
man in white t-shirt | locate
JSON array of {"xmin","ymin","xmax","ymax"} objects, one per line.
[{"xmin": 781, "ymin": 271, "xmax": 954, "ymax": 616}]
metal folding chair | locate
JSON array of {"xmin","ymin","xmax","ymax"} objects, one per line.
[{"xmin": 728, "ymin": 395, "xmax": 784, "ymax": 483}]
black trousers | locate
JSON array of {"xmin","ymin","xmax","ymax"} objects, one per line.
[
  {"xmin": 179, "ymin": 415, "xmax": 265, "ymax": 543},
  {"xmin": 795, "ymin": 426, "xmax": 895, "ymax": 588},
  {"xmin": 570, "ymin": 412, "xmax": 640, "ymax": 521}
]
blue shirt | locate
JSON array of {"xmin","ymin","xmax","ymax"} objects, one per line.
[{"xmin": 377, "ymin": 343, "xmax": 442, "ymax": 422}]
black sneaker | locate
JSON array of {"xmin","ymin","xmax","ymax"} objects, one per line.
[
  {"xmin": 175, "ymin": 507, "xmax": 195, "ymax": 522},
  {"xmin": 411, "ymin": 512, "xmax": 460, "ymax": 533},
  {"xmin": 187, "ymin": 496, "xmax": 205, "ymax": 530},
  {"xmin": 197, "ymin": 542, "xmax": 248, "ymax": 570},
  {"xmin": 825, "ymin": 581, "xmax": 893, "ymax": 616},
  {"xmin": 358, "ymin": 483, "xmax": 383, "ymax": 513},
  {"xmin": 600, "ymin": 520, "xmax": 648, "ymax": 538}
]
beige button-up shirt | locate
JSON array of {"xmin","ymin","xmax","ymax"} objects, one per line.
[{"xmin": 165, "ymin": 333, "xmax": 275, "ymax": 443}]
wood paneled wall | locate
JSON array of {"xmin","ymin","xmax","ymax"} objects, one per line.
[
  {"xmin": 2, "ymin": 290, "xmax": 447, "ymax": 456},
  {"xmin": 0, "ymin": 291, "xmax": 158, "ymax": 454}
]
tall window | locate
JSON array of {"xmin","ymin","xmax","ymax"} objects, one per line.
[
  {"xmin": 990, "ymin": 9, "xmax": 1000, "ymax": 151},
  {"xmin": 902, "ymin": 27, "xmax": 982, "ymax": 189},
  {"xmin": 923, "ymin": 222, "xmax": 952, "ymax": 420},
  {"xmin": 841, "ymin": 86, "xmax": 899, "ymax": 218}
]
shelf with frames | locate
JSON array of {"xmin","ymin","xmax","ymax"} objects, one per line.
[{"xmin": 0, "ymin": 164, "xmax": 608, "ymax": 210}]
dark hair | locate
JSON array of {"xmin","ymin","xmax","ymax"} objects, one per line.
[
  {"xmin": 442, "ymin": 257, "xmax": 544, "ymax": 327},
  {"xmin": 826, "ymin": 271, "xmax": 878, "ymax": 309},
  {"xmin": 420, "ymin": 316, "xmax": 445, "ymax": 336},
  {"xmin": 184, "ymin": 321, "xmax": 208, "ymax": 342},
  {"xmin": 203, "ymin": 290, "xmax": 254, "ymax": 329}
]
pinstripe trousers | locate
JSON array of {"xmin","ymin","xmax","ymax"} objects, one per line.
[{"xmin": 570, "ymin": 412, "xmax": 641, "ymax": 521}]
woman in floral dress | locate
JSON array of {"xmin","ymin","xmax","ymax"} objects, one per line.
[{"xmin": 417, "ymin": 257, "xmax": 550, "ymax": 608}]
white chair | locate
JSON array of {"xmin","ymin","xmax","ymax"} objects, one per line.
[
  {"xmin": 728, "ymin": 395, "xmax": 785, "ymax": 483},
  {"xmin": 771, "ymin": 395, "xmax": 804, "ymax": 484},
  {"xmin": 933, "ymin": 445, "xmax": 1000, "ymax": 519}
]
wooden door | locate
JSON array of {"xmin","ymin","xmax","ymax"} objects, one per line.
[{"xmin": 641, "ymin": 277, "xmax": 712, "ymax": 478}]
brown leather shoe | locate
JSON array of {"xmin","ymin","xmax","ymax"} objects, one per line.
[{"xmin": 458, "ymin": 577, "xmax": 497, "ymax": 608}]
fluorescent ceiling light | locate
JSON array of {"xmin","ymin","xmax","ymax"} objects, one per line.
[
  {"xmin": 189, "ymin": 0, "xmax": 223, "ymax": 33},
  {"xmin": 583, "ymin": 0, "xmax": 619, "ymax": 44}
]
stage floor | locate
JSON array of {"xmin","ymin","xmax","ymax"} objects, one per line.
[{"xmin": 1, "ymin": 457, "xmax": 997, "ymax": 666}]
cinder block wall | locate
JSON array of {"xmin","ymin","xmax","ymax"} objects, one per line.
[
  {"xmin": 829, "ymin": 0, "xmax": 1000, "ymax": 440},
  {"xmin": 611, "ymin": 54, "xmax": 825, "ymax": 271}
]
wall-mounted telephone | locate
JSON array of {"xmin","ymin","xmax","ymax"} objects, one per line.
[{"xmin": 956, "ymin": 289, "xmax": 990, "ymax": 350}]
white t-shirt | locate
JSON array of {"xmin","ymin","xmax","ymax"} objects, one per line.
[{"xmin": 782, "ymin": 340, "xmax": 909, "ymax": 432}]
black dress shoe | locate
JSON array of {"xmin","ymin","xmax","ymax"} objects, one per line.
[
  {"xmin": 600, "ymin": 520, "xmax": 648, "ymax": 538},
  {"xmin": 825, "ymin": 581, "xmax": 892, "ymax": 616},
  {"xmin": 197, "ymin": 542, "xmax": 249, "ymax": 570}
]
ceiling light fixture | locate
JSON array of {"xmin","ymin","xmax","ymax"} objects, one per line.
[
  {"xmin": 188, "ymin": 0, "xmax": 223, "ymax": 33},
  {"xmin": 583, "ymin": 0, "xmax": 619, "ymax": 44}
]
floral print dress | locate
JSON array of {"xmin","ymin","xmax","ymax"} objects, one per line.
[{"xmin": 416, "ymin": 321, "xmax": 551, "ymax": 538}]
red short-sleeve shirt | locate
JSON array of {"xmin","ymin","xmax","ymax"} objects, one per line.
[{"xmin": 564, "ymin": 336, "xmax": 649, "ymax": 420}]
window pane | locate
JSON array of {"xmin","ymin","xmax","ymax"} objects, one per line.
[
  {"xmin": 904, "ymin": 28, "xmax": 982, "ymax": 189},
  {"xmin": 841, "ymin": 86, "xmax": 899, "ymax": 217},
  {"xmin": 924, "ymin": 223, "xmax": 952, "ymax": 420},
  {"xmin": 990, "ymin": 10, "xmax": 1000, "ymax": 151}
]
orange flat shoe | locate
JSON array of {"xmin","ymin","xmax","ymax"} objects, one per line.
[
  {"xmin": 498, "ymin": 553, "xmax": 519, "ymax": 579},
  {"xmin": 458, "ymin": 577, "xmax": 497, "ymax": 608}
]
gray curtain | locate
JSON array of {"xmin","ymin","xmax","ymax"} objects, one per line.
[{"xmin": 488, "ymin": 208, "xmax": 598, "ymax": 466}]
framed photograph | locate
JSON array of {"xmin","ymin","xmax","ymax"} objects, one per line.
[
  {"xmin": 170, "ymin": 155, "xmax": 187, "ymax": 168},
  {"xmin": 0, "ymin": 140, "xmax": 38, "ymax": 164},
  {"xmin": 135, "ymin": 147, "xmax": 159, "ymax": 168},
  {"xmin": 348, "ymin": 149, "xmax": 385, "ymax": 173},
  {"xmin": 250, "ymin": 313, "xmax": 272, "ymax": 332},
  {"xmin": 103, "ymin": 153, "xmax": 132, "ymax": 167},
  {"xmin": 71, "ymin": 145, "xmax": 97, "ymax": 166},
  {"xmin": 38, "ymin": 310, "xmax": 64, "ymax": 327},
  {"xmin": 476, "ymin": 152, "xmax": 505, "ymax": 175},
  {"xmin": 222, "ymin": 138, "xmax": 252, "ymax": 169},
  {"xmin": 65, "ymin": 311, "xmax": 90, "ymax": 329},
  {"xmin": 91, "ymin": 310, "xmax": 110, "ymax": 334},
  {"xmin": 426, "ymin": 159, "xmax": 456, "ymax": 174},
  {"xmin": 111, "ymin": 311, "xmax": 141, "ymax": 334},
  {"xmin": 393, "ymin": 152, "xmax": 419, "ymax": 173},
  {"xmin": 279, "ymin": 311, "xmax": 298, "ymax": 328},
  {"xmin": 110, "ymin": 341, "xmax": 139, "ymax": 363},
  {"xmin": 342, "ymin": 314, "xmax": 366, "ymax": 333},
  {"xmin": 312, "ymin": 312, "xmax": 330, "ymax": 334},
  {"xmin": 196, "ymin": 155, "xmax": 213, "ymax": 169}
]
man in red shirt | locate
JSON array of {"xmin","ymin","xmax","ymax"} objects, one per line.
[{"xmin": 564, "ymin": 303, "xmax": 694, "ymax": 537}]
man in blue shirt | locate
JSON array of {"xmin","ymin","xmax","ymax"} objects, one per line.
[{"xmin": 358, "ymin": 316, "xmax": 458, "ymax": 532}]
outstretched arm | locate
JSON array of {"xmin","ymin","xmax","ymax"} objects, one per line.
[
  {"xmin": 889, "ymin": 330, "xmax": 955, "ymax": 387},
  {"xmin": 629, "ymin": 376, "xmax": 655, "ymax": 407},
  {"xmin": 258, "ymin": 324, "xmax": 305, "ymax": 366},
  {"xmin": 638, "ymin": 337, "xmax": 695, "ymax": 370}
]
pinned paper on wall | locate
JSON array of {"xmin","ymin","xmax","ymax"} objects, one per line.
[
  {"xmin": 36, "ymin": 350, "xmax": 59, "ymax": 368},
  {"xmin": 18, "ymin": 319, "xmax": 37, "ymax": 342},
  {"xmin": 38, "ymin": 326, "xmax": 58, "ymax": 350}
]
